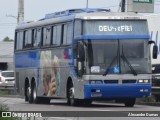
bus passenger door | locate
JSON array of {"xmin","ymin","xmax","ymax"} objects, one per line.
[{"xmin": 74, "ymin": 41, "xmax": 85, "ymax": 77}]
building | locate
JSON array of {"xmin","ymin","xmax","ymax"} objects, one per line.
[{"xmin": 0, "ymin": 41, "xmax": 14, "ymax": 71}]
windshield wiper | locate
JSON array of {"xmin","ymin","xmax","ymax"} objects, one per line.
[
  {"xmin": 103, "ymin": 56, "xmax": 117, "ymax": 76},
  {"xmin": 103, "ymin": 41, "xmax": 120, "ymax": 76},
  {"xmin": 121, "ymin": 46, "xmax": 137, "ymax": 76}
]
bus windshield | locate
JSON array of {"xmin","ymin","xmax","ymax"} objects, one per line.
[{"xmin": 84, "ymin": 39, "xmax": 151, "ymax": 75}]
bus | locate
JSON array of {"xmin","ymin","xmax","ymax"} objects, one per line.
[{"xmin": 14, "ymin": 8, "xmax": 157, "ymax": 107}]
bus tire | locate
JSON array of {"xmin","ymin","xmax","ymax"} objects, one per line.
[
  {"xmin": 28, "ymin": 85, "xmax": 33, "ymax": 103},
  {"xmin": 31, "ymin": 83, "xmax": 51, "ymax": 104},
  {"xmin": 67, "ymin": 82, "xmax": 78, "ymax": 106},
  {"xmin": 32, "ymin": 83, "xmax": 39, "ymax": 104},
  {"xmin": 25, "ymin": 84, "xmax": 29, "ymax": 102},
  {"xmin": 124, "ymin": 98, "xmax": 136, "ymax": 107}
]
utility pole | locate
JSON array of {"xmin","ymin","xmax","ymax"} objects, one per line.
[
  {"xmin": 86, "ymin": 0, "xmax": 88, "ymax": 8},
  {"xmin": 18, "ymin": 0, "xmax": 24, "ymax": 23},
  {"xmin": 121, "ymin": 0, "xmax": 126, "ymax": 12}
]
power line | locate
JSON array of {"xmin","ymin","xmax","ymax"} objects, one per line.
[
  {"xmin": 0, "ymin": 23, "xmax": 16, "ymax": 25},
  {"xmin": 100, "ymin": 4, "xmax": 120, "ymax": 9}
]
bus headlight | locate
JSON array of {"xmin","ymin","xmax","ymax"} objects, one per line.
[
  {"xmin": 89, "ymin": 80, "xmax": 103, "ymax": 84},
  {"xmin": 90, "ymin": 81, "xmax": 96, "ymax": 84},
  {"xmin": 138, "ymin": 79, "xmax": 149, "ymax": 83},
  {"xmin": 138, "ymin": 79, "xmax": 143, "ymax": 83},
  {"xmin": 144, "ymin": 80, "xmax": 149, "ymax": 83}
]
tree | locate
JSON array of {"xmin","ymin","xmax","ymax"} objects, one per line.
[{"xmin": 2, "ymin": 36, "xmax": 14, "ymax": 42}]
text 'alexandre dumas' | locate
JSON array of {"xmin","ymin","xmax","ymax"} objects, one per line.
[{"xmin": 99, "ymin": 25, "xmax": 133, "ymax": 32}]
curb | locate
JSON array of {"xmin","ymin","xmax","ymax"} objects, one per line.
[{"xmin": 136, "ymin": 102, "xmax": 160, "ymax": 106}]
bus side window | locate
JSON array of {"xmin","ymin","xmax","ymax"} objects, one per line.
[
  {"xmin": 52, "ymin": 25, "xmax": 61, "ymax": 46},
  {"xmin": 63, "ymin": 24, "xmax": 67, "ymax": 45},
  {"xmin": 43, "ymin": 27, "xmax": 51, "ymax": 46},
  {"xmin": 16, "ymin": 31, "xmax": 23, "ymax": 50},
  {"xmin": 33, "ymin": 29, "xmax": 37, "ymax": 47},
  {"xmin": 15, "ymin": 32, "xmax": 19, "ymax": 50},
  {"xmin": 52, "ymin": 26, "xmax": 57, "ymax": 45},
  {"xmin": 74, "ymin": 20, "xmax": 82, "ymax": 37},
  {"xmin": 57, "ymin": 24, "xmax": 62, "ymax": 45},
  {"xmin": 15, "ymin": 32, "xmax": 17, "ymax": 50},
  {"xmin": 42, "ymin": 27, "xmax": 46, "ymax": 46},
  {"xmin": 63, "ymin": 22, "xmax": 72, "ymax": 45},
  {"xmin": 33, "ymin": 28, "xmax": 41, "ymax": 47},
  {"xmin": 67, "ymin": 22, "xmax": 72, "ymax": 44},
  {"xmin": 24, "ymin": 29, "xmax": 32, "ymax": 48}
]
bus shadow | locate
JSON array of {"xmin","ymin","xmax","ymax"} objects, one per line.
[{"xmin": 49, "ymin": 101, "xmax": 125, "ymax": 108}]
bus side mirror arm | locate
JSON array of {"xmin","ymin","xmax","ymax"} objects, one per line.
[{"xmin": 148, "ymin": 40, "xmax": 155, "ymax": 45}]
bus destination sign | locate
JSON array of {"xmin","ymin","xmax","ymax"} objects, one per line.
[{"xmin": 99, "ymin": 25, "xmax": 133, "ymax": 32}]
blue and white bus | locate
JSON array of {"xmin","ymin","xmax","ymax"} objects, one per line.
[{"xmin": 14, "ymin": 8, "xmax": 157, "ymax": 107}]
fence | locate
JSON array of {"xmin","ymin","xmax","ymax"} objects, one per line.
[{"xmin": 0, "ymin": 84, "xmax": 17, "ymax": 94}]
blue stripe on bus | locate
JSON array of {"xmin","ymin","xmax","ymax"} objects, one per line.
[
  {"xmin": 84, "ymin": 84, "xmax": 151, "ymax": 99},
  {"xmin": 15, "ymin": 51, "xmax": 40, "ymax": 68},
  {"xmin": 74, "ymin": 35, "xmax": 150, "ymax": 40}
]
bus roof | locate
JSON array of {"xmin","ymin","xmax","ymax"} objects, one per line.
[
  {"xmin": 75, "ymin": 12, "xmax": 145, "ymax": 20},
  {"xmin": 16, "ymin": 8, "xmax": 146, "ymax": 30},
  {"xmin": 44, "ymin": 8, "xmax": 110, "ymax": 19}
]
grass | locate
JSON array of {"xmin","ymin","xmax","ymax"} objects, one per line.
[
  {"xmin": 0, "ymin": 104, "xmax": 9, "ymax": 111},
  {"xmin": 0, "ymin": 90, "xmax": 25, "ymax": 120},
  {"xmin": 136, "ymin": 96, "xmax": 156, "ymax": 103},
  {"xmin": 0, "ymin": 89, "xmax": 17, "ymax": 96},
  {"xmin": 0, "ymin": 90, "xmax": 9, "ymax": 95},
  {"xmin": 0, "ymin": 102, "xmax": 21, "ymax": 120}
]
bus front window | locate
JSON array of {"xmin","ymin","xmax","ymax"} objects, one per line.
[
  {"xmin": 120, "ymin": 40, "xmax": 151, "ymax": 74},
  {"xmin": 86, "ymin": 40, "xmax": 119, "ymax": 75}
]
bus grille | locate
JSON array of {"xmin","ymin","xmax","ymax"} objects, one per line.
[{"xmin": 104, "ymin": 80, "xmax": 136, "ymax": 84}]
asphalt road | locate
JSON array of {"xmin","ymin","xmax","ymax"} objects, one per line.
[{"xmin": 0, "ymin": 96, "xmax": 160, "ymax": 120}]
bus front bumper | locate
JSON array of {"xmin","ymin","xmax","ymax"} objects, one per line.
[{"xmin": 84, "ymin": 84, "xmax": 151, "ymax": 99}]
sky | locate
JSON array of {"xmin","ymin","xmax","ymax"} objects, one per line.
[{"xmin": 0, "ymin": 0, "xmax": 160, "ymax": 41}]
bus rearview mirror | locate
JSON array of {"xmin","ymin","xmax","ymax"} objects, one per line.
[{"xmin": 153, "ymin": 45, "xmax": 158, "ymax": 59}]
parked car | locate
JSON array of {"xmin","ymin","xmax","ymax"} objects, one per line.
[{"xmin": 0, "ymin": 71, "xmax": 15, "ymax": 86}]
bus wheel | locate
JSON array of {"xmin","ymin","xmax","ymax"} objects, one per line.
[
  {"xmin": 124, "ymin": 98, "xmax": 136, "ymax": 107},
  {"xmin": 68, "ymin": 83, "xmax": 77, "ymax": 106},
  {"xmin": 27, "ymin": 86, "xmax": 33, "ymax": 103},
  {"xmin": 32, "ymin": 83, "xmax": 39, "ymax": 104},
  {"xmin": 25, "ymin": 84, "xmax": 29, "ymax": 102}
]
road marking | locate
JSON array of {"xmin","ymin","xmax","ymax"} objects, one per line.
[
  {"xmin": 46, "ymin": 117, "xmax": 77, "ymax": 120},
  {"xmin": 92, "ymin": 109, "xmax": 114, "ymax": 111}
]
